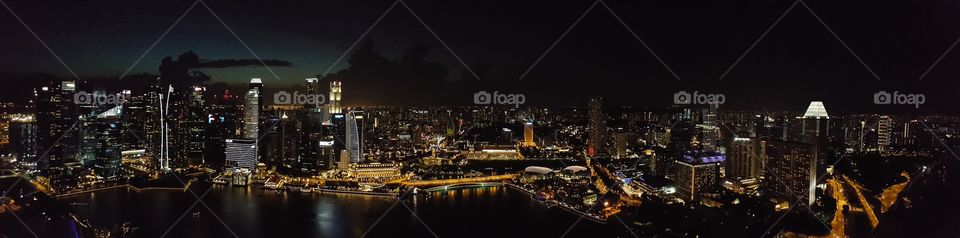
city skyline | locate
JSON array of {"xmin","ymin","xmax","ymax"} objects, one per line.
[{"xmin": 2, "ymin": 1, "xmax": 959, "ymax": 238}]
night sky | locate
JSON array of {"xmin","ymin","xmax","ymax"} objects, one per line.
[{"xmin": 2, "ymin": 0, "xmax": 960, "ymax": 113}]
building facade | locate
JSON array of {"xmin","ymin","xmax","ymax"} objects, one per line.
[{"xmin": 762, "ymin": 140, "xmax": 818, "ymax": 207}]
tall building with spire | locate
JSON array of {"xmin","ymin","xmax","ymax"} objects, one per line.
[{"xmin": 243, "ymin": 78, "xmax": 262, "ymax": 139}]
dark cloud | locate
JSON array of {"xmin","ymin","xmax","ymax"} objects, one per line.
[
  {"xmin": 196, "ymin": 59, "xmax": 293, "ymax": 68},
  {"xmin": 321, "ymin": 39, "xmax": 452, "ymax": 106},
  {"xmin": 156, "ymin": 51, "xmax": 292, "ymax": 90}
]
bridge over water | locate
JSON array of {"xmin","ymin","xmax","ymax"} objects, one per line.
[
  {"xmin": 421, "ymin": 182, "xmax": 505, "ymax": 192},
  {"xmin": 401, "ymin": 174, "xmax": 517, "ymax": 188}
]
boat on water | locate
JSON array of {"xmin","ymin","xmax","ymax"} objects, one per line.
[
  {"xmin": 263, "ymin": 177, "xmax": 282, "ymax": 189},
  {"xmin": 358, "ymin": 182, "xmax": 385, "ymax": 192},
  {"xmin": 212, "ymin": 177, "xmax": 229, "ymax": 185}
]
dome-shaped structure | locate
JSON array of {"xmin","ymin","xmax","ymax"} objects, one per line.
[
  {"xmin": 563, "ymin": 166, "xmax": 588, "ymax": 173},
  {"xmin": 524, "ymin": 166, "xmax": 553, "ymax": 175}
]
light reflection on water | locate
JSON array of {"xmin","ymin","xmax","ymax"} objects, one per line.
[{"xmin": 60, "ymin": 184, "xmax": 618, "ymax": 237}]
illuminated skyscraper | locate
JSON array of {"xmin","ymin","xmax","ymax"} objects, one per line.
[
  {"xmin": 338, "ymin": 149, "xmax": 350, "ymax": 170},
  {"xmin": 330, "ymin": 113, "xmax": 347, "ymax": 168},
  {"xmin": 799, "ymin": 101, "xmax": 832, "ymax": 173},
  {"xmin": 305, "ymin": 78, "xmax": 324, "ymax": 111},
  {"xmin": 77, "ymin": 92, "xmax": 124, "ymax": 178},
  {"xmin": 225, "ymin": 138, "xmax": 257, "ymax": 170},
  {"xmin": 0, "ymin": 120, "xmax": 7, "ymax": 148},
  {"xmin": 674, "ymin": 150, "xmax": 724, "ymax": 201},
  {"xmin": 500, "ymin": 128, "xmax": 513, "ymax": 145},
  {"xmin": 588, "ymin": 97, "xmax": 606, "ymax": 157},
  {"xmin": 92, "ymin": 105, "xmax": 123, "ymax": 180},
  {"xmin": 243, "ymin": 78, "xmax": 262, "ymax": 139},
  {"xmin": 329, "ymin": 81, "xmax": 342, "ymax": 114},
  {"xmin": 301, "ymin": 78, "xmax": 329, "ymax": 173},
  {"xmin": 8, "ymin": 115, "xmax": 37, "ymax": 161},
  {"xmin": 305, "ymin": 78, "xmax": 321, "ymax": 96},
  {"xmin": 183, "ymin": 86, "xmax": 206, "ymax": 165},
  {"xmin": 316, "ymin": 139, "xmax": 335, "ymax": 171},
  {"xmin": 700, "ymin": 104, "xmax": 719, "ymax": 151},
  {"xmin": 78, "ymin": 91, "xmax": 107, "ymax": 166},
  {"xmin": 264, "ymin": 111, "xmax": 298, "ymax": 170},
  {"xmin": 250, "ymin": 78, "xmax": 264, "ymax": 105},
  {"xmin": 118, "ymin": 90, "xmax": 141, "ymax": 151},
  {"xmin": 204, "ymin": 89, "xmax": 244, "ymax": 167},
  {"xmin": 799, "ymin": 101, "xmax": 829, "ymax": 144},
  {"xmin": 727, "ymin": 138, "xmax": 762, "ymax": 180},
  {"xmin": 662, "ymin": 114, "xmax": 695, "ymax": 177},
  {"xmin": 763, "ymin": 140, "xmax": 818, "ymax": 207},
  {"xmin": 523, "ymin": 121, "xmax": 535, "ymax": 147},
  {"xmin": 612, "ymin": 131, "xmax": 631, "ymax": 159},
  {"xmin": 34, "ymin": 80, "xmax": 78, "ymax": 190},
  {"xmin": 158, "ymin": 85, "xmax": 174, "ymax": 171},
  {"xmin": 144, "ymin": 82, "xmax": 162, "ymax": 168},
  {"xmin": 878, "ymin": 115, "xmax": 892, "ymax": 151},
  {"xmin": 345, "ymin": 111, "xmax": 364, "ymax": 163},
  {"xmin": 901, "ymin": 120, "xmax": 916, "ymax": 146}
]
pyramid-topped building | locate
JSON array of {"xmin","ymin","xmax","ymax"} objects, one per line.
[{"xmin": 802, "ymin": 101, "xmax": 829, "ymax": 119}]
